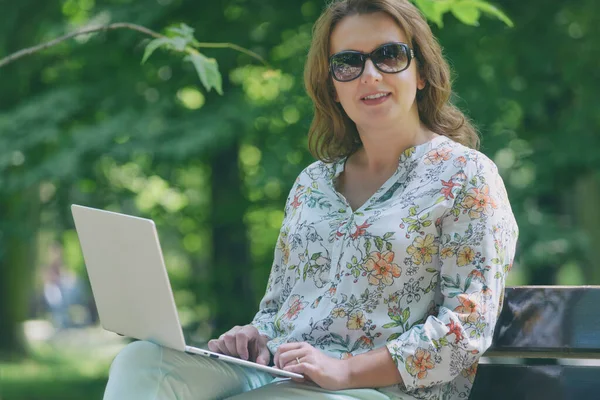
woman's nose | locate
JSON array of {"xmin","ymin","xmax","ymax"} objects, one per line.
[{"xmin": 361, "ymin": 59, "xmax": 382, "ymax": 83}]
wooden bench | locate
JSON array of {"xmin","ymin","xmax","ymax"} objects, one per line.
[{"xmin": 471, "ymin": 286, "xmax": 600, "ymax": 399}]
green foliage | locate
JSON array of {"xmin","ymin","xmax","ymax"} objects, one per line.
[
  {"xmin": 184, "ymin": 51, "xmax": 223, "ymax": 95},
  {"xmin": 411, "ymin": 0, "xmax": 512, "ymax": 28},
  {"xmin": 142, "ymin": 23, "xmax": 224, "ymax": 94}
]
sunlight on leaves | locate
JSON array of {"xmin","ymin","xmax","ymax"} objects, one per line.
[{"xmin": 177, "ymin": 87, "xmax": 205, "ymax": 110}]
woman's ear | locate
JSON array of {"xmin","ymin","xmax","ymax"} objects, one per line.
[
  {"xmin": 417, "ymin": 72, "xmax": 426, "ymax": 91},
  {"xmin": 416, "ymin": 61, "xmax": 426, "ymax": 91}
]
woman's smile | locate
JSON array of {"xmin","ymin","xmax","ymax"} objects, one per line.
[{"xmin": 360, "ymin": 91, "xmax": 392, "ymax": 106}]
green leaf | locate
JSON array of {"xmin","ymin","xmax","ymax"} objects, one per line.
[
  {"xmin": 401, "ymin": 308, "xmax": 410, "ymax": 323},
  {"xmin": 142, "ymin": 37, "xmax": 172, "ymax": 64},
  {"xmin": 375, "ymin": 237, "xmax": 384, "ymax": 251},
  {"xmin": 365, "ymin": 240, "xmax": 372, "ymax": 254},
  {"xmin": 409, "ymin": 206, "xmax": 418, "ymax": 216},
  {"xmin": 451, "ymin": 2, "xmax": 481, "ymax": 26},
  {"xmin": 386, "ymin": 242, "xmax": 393, "ymax": 251},
  {"xmin": 383, "ymin": 232, "xmax": 394, "ymax": 240},
  {"xmin": 441, "ymin": 275, "xmax": 454, "ymax": 285},
  {"xmin": 422, "ymin": 220, "xmax": 432, "ymax": 227},
  {"xmin": 414, "ymin": 0, "xmax": 448, "ymax": 28},
  {"xmin": 351, "ymin": 256, "xmax": 358, "ymax": 264},
  {"xmin": 167, "ymin": 23, "xmax": 195, "ymax": 41},
  {"xmin": 184, "ymin": 52, "xmax": 223, "ymax": 95},
  {"xmin": 465, "ymin": 275, "xmax": 472, "ymax": 291},
  {"xmin": 311, "ymin": 252, "xmax": 322, "ymax": 260},
  {"xmin": 387, "ymin": 332, "xmax": 402, "ymax": 341},
  {"xmin": 468, "ymin": 0, "xmax": 514, "ymax": 27},
  {"xmin": 383, "ymin": 322, "xmax": 400, "ymax": 329},
  {"xmin": 352, "ymin": 269, "xmax": 360, "ymax": 278},
  {"xmin": 170, "ymin": 37, "xmax": 189, "ymax": 51},
  {"xmin": 426, "ymin": 267, "xmax": 438, "ymax": 273},
  {"xmin": 288, "ymin": 264, "xmax": 297, "ymax": 270}
]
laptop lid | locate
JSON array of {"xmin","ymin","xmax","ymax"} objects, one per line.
[{"xmin": 71, "ymin": 204, "xmax": 186, "ymax": 351}]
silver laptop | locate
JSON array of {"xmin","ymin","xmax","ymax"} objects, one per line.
[{"xmin": 71, "ymin": 204, "xmax": 301, "ymax": 379}]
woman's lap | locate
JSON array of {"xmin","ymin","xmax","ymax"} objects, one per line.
[
  {"xmin": 104, "ymin": 341, "xmax": 389, "ymax": 400},
  {"xmin": 226, "ymin": 379, "xmax": 391, "ymax": 400}
]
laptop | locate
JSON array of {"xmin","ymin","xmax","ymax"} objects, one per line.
[{"xmin": 71, "ymin": 204, "xmax": 302, "ymax": 379}]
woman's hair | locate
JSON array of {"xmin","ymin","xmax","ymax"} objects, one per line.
[{"xmin": 304, "ymin": 0, "xmax": 480, "ymax": 162}]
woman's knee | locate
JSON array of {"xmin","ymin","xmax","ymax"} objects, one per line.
[{"xmin": 109, "ymin": 340, "xmax": 163, "ymax": 375}]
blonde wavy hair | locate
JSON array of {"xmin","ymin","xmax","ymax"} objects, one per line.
[{"xmin": 304, "ymin": 0, "xmax": 479, "ymax": 162}]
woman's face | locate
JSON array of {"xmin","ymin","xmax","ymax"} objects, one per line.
[{"xmin": 329, "ymin": 12, "xmax": 424, "ymax": 133}]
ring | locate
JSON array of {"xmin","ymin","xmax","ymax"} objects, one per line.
[{"xmin": 296, "ymin": 357, "xmax": 301, "ymax": 365}]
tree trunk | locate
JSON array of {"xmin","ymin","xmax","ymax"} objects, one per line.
[
  {"xmin": 0, "ymin": 186, "xmax": 40, "ymax": 359},
  {"xmin": 208, "ymin": 140, "xmax": 254, "ymax": 334}
]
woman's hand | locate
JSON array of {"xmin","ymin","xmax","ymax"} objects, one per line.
[
  {"xmin": 208, "ymin": 325, "xmax": 271, "ymax": 365},
  {"xmin": 274, "ymin": 342, "xmax": 351, "ymax": 391}
]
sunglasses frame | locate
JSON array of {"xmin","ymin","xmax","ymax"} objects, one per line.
[{"xmin": 329, "ymin": 42, "xmax": 415, "ymax": 82}]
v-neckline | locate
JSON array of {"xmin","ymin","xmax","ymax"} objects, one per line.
[{"xmin": 331, "ymin": 135, "xmax": 447, "ymax": 213}]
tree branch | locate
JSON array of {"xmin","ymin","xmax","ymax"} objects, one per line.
[
  {"xmin": 0, "ymin": 22, "xmax": 165, "ymax": 68},
  {"xmin": 194, "ymin": 42, "xmax": 267, "ymax": 65}
]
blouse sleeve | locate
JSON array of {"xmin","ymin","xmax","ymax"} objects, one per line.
[
  {"xmin": 386, "ymin": 154, "xmax": 519, "ymax": 392},
  {"xmin": 250, "ymin": 176, "xmax": 302, "ymax": 339}
]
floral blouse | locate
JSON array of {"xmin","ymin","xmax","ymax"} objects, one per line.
[{"xmin": 251, "ymin": 135, "xmax": 518, "ymax": 399}]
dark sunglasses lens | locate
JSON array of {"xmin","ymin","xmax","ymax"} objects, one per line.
[
  {"xmin": 372, "ymin": 44, "xmax": 409, "ymax": 72},
  {"xmin": 331, "ymin": 52, "xmax": 364, "ymax": 81}
]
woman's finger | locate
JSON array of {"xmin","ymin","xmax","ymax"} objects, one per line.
[
  {"xmin": 207, "ymin": 339, "xmax": 222, "ymax": 353},
  {"xmin": 234, "ymin": 328, "xmax": 252, "ymax": 360},
  {"xmin": 274, "ymin": 342, "xmax": 305, "ymax": 367},
  {"xmin": 283, "ymin": 362, "xmax": 314, "ymax": 382},
  {"xmin": 221, "ymin": 326, "xmax": 242, "ymax": 356},
  {"xmin": 278, "ymin": 348, "xmax": 307, "ymax": 369}
]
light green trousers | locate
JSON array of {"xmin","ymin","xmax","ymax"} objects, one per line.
[{"xmin": 103, "ymin": 341, "xmax": 391, "ymax": 400}]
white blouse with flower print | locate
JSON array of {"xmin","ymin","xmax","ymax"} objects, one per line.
[{"xmin": 251, "ymin": 135, "xmax": 518, "ymax": 400}]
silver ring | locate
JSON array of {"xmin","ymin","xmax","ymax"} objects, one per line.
[{"xmin": 296, "ymin": 357, "xmax": 301, "ymax": 365}]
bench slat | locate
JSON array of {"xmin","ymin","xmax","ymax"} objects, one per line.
[
  {"xmin": 485, "ymin": 286, "xmax": 600, "ymax": 357},
  {"xmin": 471, "ymin": 364, "xmax": 600, "ymax": 399}
]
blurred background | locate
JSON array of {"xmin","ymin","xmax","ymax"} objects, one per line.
[{"xmin": 0, "ymin": 0, "xmax": 598, "ymax": 399}]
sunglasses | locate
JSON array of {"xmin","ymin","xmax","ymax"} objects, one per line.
[{"xmin": 329, "ymin": 42, "xmax": 415, "ymax": 82}]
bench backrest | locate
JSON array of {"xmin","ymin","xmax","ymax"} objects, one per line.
[{"xmin": 471, "ymin": 286, "xmax": 600, "ymax": 399}]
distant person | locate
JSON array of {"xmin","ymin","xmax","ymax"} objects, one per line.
[
  {"xmin": 42, "ymin": 243, "xmax": 89, "ymax": 329},
  {"xmin": 104, "ymin": 0, "xmax": 518, "ymax": 399}
]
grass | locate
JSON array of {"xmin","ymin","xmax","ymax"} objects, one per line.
[{"xmin": 0, "ymin": 326, "xmax": 123, "ymax": 400}]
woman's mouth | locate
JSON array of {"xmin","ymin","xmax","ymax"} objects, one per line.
[{"xmin": 360, "ymin": 92, "xmax": 391, "ymax": 105}]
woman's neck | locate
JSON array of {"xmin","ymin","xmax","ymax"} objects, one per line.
[{"xmin": 353, "ymin": 119, "xmax": 435, "ymax": 174}]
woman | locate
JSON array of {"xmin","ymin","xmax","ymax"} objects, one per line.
[{"xmin": 104, "ymin": 0, "xmax": 518, "ymax": 399}]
